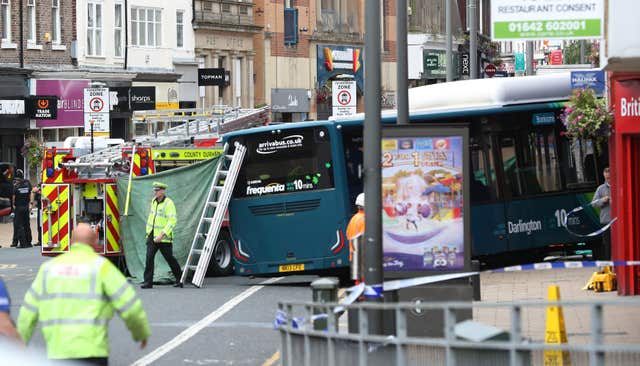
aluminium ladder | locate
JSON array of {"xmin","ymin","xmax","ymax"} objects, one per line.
[{"xmin": 180, "ymin": 141, "xmax": 246, "ymax": 287}]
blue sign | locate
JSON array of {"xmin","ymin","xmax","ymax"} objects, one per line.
[
  {"xmin": 514, "ymin": 53, "xmax": 525, "ymax": 73},
  {"xmin": 571, "ymin": 70, "xmax": 605, "ymax": 96},
  {"xmin": 532, "ymin": 112, "xmax": 556, "ymax": 126}
]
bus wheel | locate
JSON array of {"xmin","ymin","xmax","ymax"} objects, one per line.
[{"xmin": 207, "ymin": 230, "xmax": 234, "ymax": 276}]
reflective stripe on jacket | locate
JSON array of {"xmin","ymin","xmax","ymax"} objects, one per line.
[
  {"xmin": 145, "ymin": 196, "xmax": 177, "ymax": 243},
  {"xmin": 16, "ymin": 243, "xmax": 151, "ymax": 359}
]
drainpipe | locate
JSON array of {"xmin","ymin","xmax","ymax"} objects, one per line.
[
  {"xmin": 124, "ymin": 0, "xmax": 128, "ymax": 69},
  {"xmin": 19, "ymin": 0, "xmax": 24, "ymax": 68}
]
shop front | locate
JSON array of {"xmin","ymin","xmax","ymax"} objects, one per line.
[
  {"xmin": 32, "ymin": 79, "xmax": 89, "ymax": 144},
  {"xmin": 271, "ymin": 88, "xmax": 310, "ymax": 122},
  {"xmin": 1, "ymin": 72, "xmax": 30, "ymax": 170}
]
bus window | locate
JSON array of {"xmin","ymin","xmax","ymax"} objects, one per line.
[
  {"xmin": 340, "ymin": 126, "xmax": 363, "ymax": 211},
  {"xmin": 526, "ymin": 129, "xmax": 561, "ymax": 193},
  {"xmin": 562, "ymin": 139, "xmax": 598, "ymax": 188},
  {"xmin": 470, "ymin": 137, "xmax": 496, "ymax": 203},
  {"xmin": 233, "ymin": 127, "xmax": 335, "ymax": 198},
  {"xmin": 500, "ymin": 136, "xmax": 525, "ymax": 197}
]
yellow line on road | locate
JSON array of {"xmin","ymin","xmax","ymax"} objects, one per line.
[
  {"xmin": 262, "ymin": 350, "xmax": 280, "ymax": 366},
  {"xmin": 0, "ymin": 264, "xmax": 17, "ymax": 269}
]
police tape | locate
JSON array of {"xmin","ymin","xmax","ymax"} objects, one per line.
[
  {"xmin": 274, "ymin": 260, "xmax": 640, "ymax": 330},
  {"xmin": 563, "ymin": 201, "xmax": 617, "ymax": 238},
  {"xmin": 492, "ymin": 260, "xmax": 640, "ymax": 273}
]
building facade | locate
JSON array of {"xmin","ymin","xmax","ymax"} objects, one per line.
[
  {"xmin": 0, "ymin": 0, "xmax": 76, "ymax": 167},
  {"xmin": 192, "ymin": 0, "xmax": 261, "ymax": 109},
  {"xmin": 254, "ymin": 0, "xmax": 397, "ymax": 121}
]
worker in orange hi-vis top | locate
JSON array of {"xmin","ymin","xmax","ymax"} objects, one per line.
[{"xmin": 346, "ymin": 193, "xmax": 365, "ymax": 262}]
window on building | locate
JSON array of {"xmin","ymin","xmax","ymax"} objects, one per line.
[
  {"xmin": 1, "ymin": 0, "xmax": 11, "ymax": 41},
  {"xmin": 51, "ymin": 0, "xmax": 61, "ymax": 44},
  {"xmin": 131, "ymin": 8, "xmax": 162, "ymax": 47},
  {"xmin": 176, "ymin": 10, "xmax": 184, "ymax": 48},
  {"xmin": 87, "ymin": 2, "xmax": 103, "ymax": 56},
  {"xmin": 222, "ymin": 4, "xmax": 230, "ymax": 13},
  {"xmin": 114, "ymin": 3, "xmax": 123, "ymax": 56},
  {"xmin": 27, "ymin": 0, "xmax": 36, "ymax": 43},
  {"xmin": 284, "ymin": 7, "xmax": 298, "ymax": 45}
]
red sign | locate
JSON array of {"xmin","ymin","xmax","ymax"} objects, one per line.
[
  {"xmin": 613, "ymin": 78, "xmax": 640, "ymax": 134},
  {"xmin": 550, "ymin": 50, "xmax": 563, "ymax": 65},
  {"xmin": 484, "ymin": 64, "xmax": 497, "ymax": 77}
]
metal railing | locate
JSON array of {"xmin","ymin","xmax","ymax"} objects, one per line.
[{"xmin": 277, "ymin": 298, "xmax": 640, "ymax": 366}]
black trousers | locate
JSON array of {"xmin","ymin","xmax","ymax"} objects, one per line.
[
  {"xmin": 593, "ymin": 230, "xmax": 611, "ymax": 261},
  {"xmin": 13, "ymin": 205, "xmax": 31, "ymax": 247},
  {"xmin": 57, "ymin": 357, "xmax": 108, "ymax": 366},
  {"xmin": 143, "ymin": 236, "xmax": 182, "ymax": 284}
]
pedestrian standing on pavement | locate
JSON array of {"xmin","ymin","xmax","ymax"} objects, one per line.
[
  {"xmin": 12, "ymin": 169, "xmax": 32, "ymax": 248},
  {"xmin": 16, "ymin": 223, "xmax": 150, "ymax": 365},
  {"xmin": 0, "ymin": 278, "xmax": 22, "ymax": 343},
  {"xmin": 31, "ymin": 183, "xmax": 42, "ymax": 246},
  {"xmin": 0, "ymin": 166, "xmax": 13, "ymax": 248},
  {"xmin": 591, "ymin": 167, "xmax": 611, "ymax": 260},
  {"xmin": 141, "ymin": 182, "xmax": 183, "ymax": 289}
]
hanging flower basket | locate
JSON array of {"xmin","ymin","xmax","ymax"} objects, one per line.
[
  {"xmin": 560, "ymin": 88, "xmax": 612, "ymax": 153},
  {"xmin": 21, "ymin": 136, "xmax": 44, "ymax": 172}
]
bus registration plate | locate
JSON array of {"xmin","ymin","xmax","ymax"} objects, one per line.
[{"xmin": 279, "ymin": 263, "xmax": 305, "ymax": 272}]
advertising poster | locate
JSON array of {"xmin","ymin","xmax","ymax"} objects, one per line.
[{"xmin": 382, "ymin": 136, "xmax": 464, "ymax": 272}]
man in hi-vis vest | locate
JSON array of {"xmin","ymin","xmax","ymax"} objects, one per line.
[
  {"xmin": 17, "ymin": 223, "xmax": 150, "ymax": 365},
  {"xmin": 141, "ymin": 181, "xmax": 183, "ymax": 289}
]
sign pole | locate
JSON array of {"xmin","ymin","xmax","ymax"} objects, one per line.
[
  {"xmin": 364, "ymin": 0, "xmax": 383, "ymax": 335},
  {"xmin": 469, "ymin": 0, "xmax": 478, "ymax": 79},
  {"xmin": 446, "ymin": 0, "xmax": 453, "ymax": 82},
  {"xmin": 396, "ymin": 0, "xmax": 408, "ymax": 124},
  {"xmin": 90, "ymin": 120, "xmax": 94, "ymax": 153}
]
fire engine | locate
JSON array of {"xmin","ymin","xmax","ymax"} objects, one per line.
[{"xmin": 39, "ymin": 106, "xmax": 270, "ymax": 269}]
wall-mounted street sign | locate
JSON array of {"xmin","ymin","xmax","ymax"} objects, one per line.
[
  {"xmin": 27, "ymin": 96, "xmax": 58, "ymax": 119},
  {"xmin": 198, "ymin": 68, "xmax": 226, "ymax": 86},
  {"xmin": 83, "ymin": 87, "xmax": 110, "ymax": 136},
  {"xmin": 491, "ymin": 0, "xmax": 604, "ymax": 41},
  {"xmin": 332, "ymin": 80, "xmax": 356, "ymax": 117}
]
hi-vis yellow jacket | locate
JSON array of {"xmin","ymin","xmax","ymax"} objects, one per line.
[
  {"xmin": 146, "ymin": 196, "xmax": 177, "ymax": 243},
  {"xmin": 17, "ymin": 243, "xmax": 150, "ymax": 359}
]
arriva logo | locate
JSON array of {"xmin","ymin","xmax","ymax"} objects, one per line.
[
  {"xmin": 256, "ymin": 135, "xmax": 303, "ymax": 155},
  {"xmin": 246, "ymin": 183, "xmax": 286, "ymax": 196},
  {"xmin": 507, "ymin": 219, "xmax": 543, "ymax": 235}
]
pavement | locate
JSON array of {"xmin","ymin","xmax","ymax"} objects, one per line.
[
  {"xmin": 2, "ymin": 218, "xmax": 639, "ymax": 363},
  {"xmin": 476, "ymin": 266, "xmax": 640, "ymax": 345}
]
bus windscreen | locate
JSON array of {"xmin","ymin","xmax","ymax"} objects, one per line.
[{"xmin": 233, "ymin": 127, "xmax": 335, "ymax": 198}]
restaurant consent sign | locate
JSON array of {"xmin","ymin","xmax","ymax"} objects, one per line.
[{"xmin": 491, "ymin": 0, "xmax": 604, "ymax": 41}]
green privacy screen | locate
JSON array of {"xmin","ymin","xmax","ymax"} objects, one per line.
[{"xmin": 117, "ymin": 157, "xmax": 219, "ymax": 283}]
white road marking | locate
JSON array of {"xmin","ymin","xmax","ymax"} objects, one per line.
[{"xmin": 131, "ymin": 277, "xmax": 283, "ymax": 366}]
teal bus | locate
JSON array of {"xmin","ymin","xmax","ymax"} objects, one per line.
[{"xmin": 223, "ymin": 73, "xmax": 606, "ymax": 276}]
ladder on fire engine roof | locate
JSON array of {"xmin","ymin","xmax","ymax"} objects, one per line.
[
  {"xmin": 131, "ymin": 106, "xmax": 269, "ymax": 147},
  {"xmin": 180, "ymin": 141, "xmax": 246, "ymax": 288}
]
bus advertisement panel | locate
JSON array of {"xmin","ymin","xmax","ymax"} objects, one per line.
[{"xmin": 382, "ymin": 133, "xmax": 467, "ymax": 272}]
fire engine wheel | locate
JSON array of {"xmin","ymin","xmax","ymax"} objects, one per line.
[{"xmin": 207, "ymin": 230, "xmax": 234, "ymax": 276}]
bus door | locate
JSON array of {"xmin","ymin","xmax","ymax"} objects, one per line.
[
  {"xmin": 338, "ymin": 125, "xmax": 363, "ymax": 212},
  {"xmin": 468, "ymin": 131, "xmax": 506, "ymax": 257},
  {"xmin": 497, "ymin": 123, "xmax": 565, "ymax": 254}
]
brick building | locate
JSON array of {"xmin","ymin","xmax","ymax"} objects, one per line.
[{"xmin": 0, "ymin": 0, "xmax": 76, "ymax": 167}]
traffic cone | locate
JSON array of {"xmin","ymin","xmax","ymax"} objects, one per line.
[{"xmin": 544, "ymin": 285, "xmax": 571, "ymax": 366}]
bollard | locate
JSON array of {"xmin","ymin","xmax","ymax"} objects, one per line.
[
  {"xmin": 311, "ymin": 277, "xmax": 339, "ymax": 331},
  {"xmin": 470, "ymin": 259, "xmax": 481, "ymax": 301}
]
